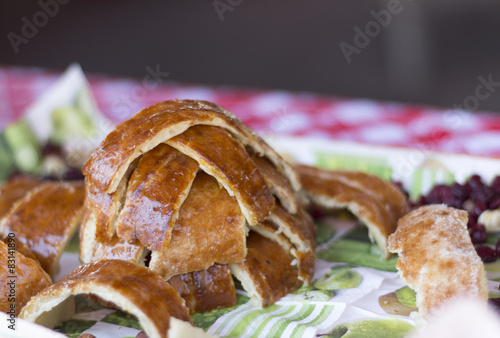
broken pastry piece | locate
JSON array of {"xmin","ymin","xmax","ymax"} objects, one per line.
[
  {"xmin": 296, "ymin": 164, "xmax": 408, "ymax": 259},
  {"xmin": 388, "ymin": 205, "xmax": 488, "ymax": 319},
  {"xmin": 168, "ymin": 264, "xmax": 236, "ymax": 314},
  {"xmin": 230, "ymin": 231, "xmax": 302, "ymax": 307},
  {"xmin": 0, "ymin": 239, "xmax": 52, "ymax": 316},
  {"xmin": 20, "ymin": 260, "xmax": 212, "ymax": 338},
  {"xmin": 81, "ymin": 99, "xmax": 315, "ymax": 312},
  {"xmin": 1, "ymin": 182, "xmax": 85, "ymax": 278}
]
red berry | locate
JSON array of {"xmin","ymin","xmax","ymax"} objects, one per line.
[
  {"xmin": 451, "ymin": 182, "xmax": 468, "ymax": 204},
  {"xmin": 467, "ymin": 214, "xmax": 478, "ymax": 228},
  {"xmin": 475, "ymin": 245, "xmax": 497, "ymax": 263},
  {"xmin": 469, "ymin": 225, "xmax": 487, "ymax": 244},
  {"xmin": 471, "ymin": 200, "xmax": 489, "ymax": 219},
  {"xmin": 467, "ymin": 174, "xmax": 484, "ymax": 190},
  {"xmin": 470, "ymin": 185, "xmax": 496, "ymax": 204},
  {"xmin": 490, "ymin": 196, "xmax": 500, "ymax": 210},
  {"xmin": 488, "ymin": 298, "xmax": 500, "ymax": 316},
  {"xmin": 492, "ymin": 176, "xmax": 500, "ymax": 195},
  {"xmin": 309, "ymin": 207, "xmax": 326, "ymax": 220}
]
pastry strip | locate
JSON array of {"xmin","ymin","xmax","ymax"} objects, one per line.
[
  {"xmin": 296, "ymin": 165, "xmax": 408, "ymax": 259},
  {"xmin": 252, "ymin": 155, "xmax": 299, "ymax": 214},
  {"xmin": 266, "ymin": 206, "xmax": 316, "ymax": 284},
  {"xmin": 19, "ymin": 260, "xmax": 201, "ymax": 338},
  {"xmin": 115, "ymin": 144, "xmax": 198, "ymax": 251},
  {"xmin": 85, "ymin": 160, "xmax": 136, "ymax": 241},
  {"xmin": 229, "ymin": 232, "xmax": 301, "ymax": 307},
  {"xmin": 83, "ymin": 99, "xmax": 300, "ymax": 194},
  {"xmin": 1, "ymin": 182, "xmax": 85, "ymax": 277},
  {"xmin": 149, "ymin": 172, "xmax": 247, "ymax": 279},
  {"xmin": 0, "ymin": 176, "xmax": 42, "ymax": 222},
  {"xmin": 168, "ymin": 264, "xmax": 236, "ymax": 314},
  {"xmin": 79, "ymin": 210, "xmax": 147, "ymax": 265},
  {"xmin": 0, "ymin": 240, "xmax": 51, "ymax": 316},
  {"xmin": 166, "ymin": 125, "xmax": 274, "ymax": 226}
]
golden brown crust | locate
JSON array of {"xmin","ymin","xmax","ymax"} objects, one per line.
[
  {"xmin": 266, "ymin": 206, "xmax": 316, "ymax": 285},
  {"xmin": 296, "ymin": 164, "xmax": 408, "ymax": 259},
  {"xmin": 251, "ymin": 220, "xmax": 293, "ymax": 253},
  {"xmin": 20, "ymin": 260, "xmax": 191, "ymax": 338},
  {"xmin": 2, "ymin": 182, "xmax": 85, "ymax": 277},
  {"xmin": 0, "ymin": 176, "xmax": 42, "ymax": 221},
  {"xmin": 166, "ymin": 125, "xmax": 274, "ymax": 226},
  {"xmin": 115, "ymin": 144, "xmax": 198, "ymax": 251},
  {"xmin": 85, "ymin": 160, "xmax": 137, "ymax": 242},
  {"xmin": 268, "ymin": 205, "xmax": 316, "ymax": 252},
  {"xmin": 83, "ymin": 100, "xmax": 300, "ymax": 194},
  {"xmin": 79, "ymin": 100, "xmax": 311, "ymax": 312},
  {"xmin": 79, "ymin": 211, "xmax": 146, "ymax": 264},
  {"xmin": 252, "ymin": 155, "xmax": 299, "ymax": 214},
  {"xmin": 0, "ymin": 239, "xmax": 51, "ymax": 316},
  {"xmin": 388, "ymin": 205, "xmax": 488, "ymax": 318},
  {"xmin": 168, "ymin": 264, "xmax": 236, "ymax": 314},
  {"xmin": 230, "ymin": 232, "xmax": 301, "ymax": 307},
  {"xmin": 149, "ymin": 172, "xmax": 247, "ymax": 279},
  {"xmin": 2, "ymin": 236, "xmax": 38, "ymax": 262}
]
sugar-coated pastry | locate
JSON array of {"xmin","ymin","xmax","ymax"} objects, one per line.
[{"xmin": 388, "ymin": 205, "xmax": 488, "ymax": 319}]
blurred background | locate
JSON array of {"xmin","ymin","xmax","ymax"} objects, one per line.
[{"xmin": 1, "ymin": 0, "xmax": 500, "ymax": 112}]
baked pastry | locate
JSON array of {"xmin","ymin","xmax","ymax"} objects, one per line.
[
  {"xmin": 0, "ymin": 239, "xmax": 51, "ymax": 316},
  {"xmin": 0, "ymin": 182, "xmax": 85, "ymax": 277},
  {"xmin": 296, "ymin": 164, "xmax": 408, "ymax": 259},
  {"xmin": 388, "ymin": 205, "xmax": 488, "ymax": 319},
  {"xmin": 83, "ymin": 99, "xmax": 300, "ymax": 196},
  {"xmin": 168, "ymin": 264, "xmax": 236, "ymax": 314},
  {"xmin": 149, "ymin": 171, "xmax": 247, "ymax": 279},
  {"xmin": 80, "ymin": 99, "xmax": 315, "ymax": 311},
  {"xmin": 229, "ymin": 231, "xmax": 302, "ymax": 307},
  {"xmin": 0, "ymin": 176, "xmax": 43, "ymax": 219},
  {"xmin": 20, "ymin": 259, "xmax": 212, "ymax": 338}
]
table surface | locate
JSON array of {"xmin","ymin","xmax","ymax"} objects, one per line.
[{"xmin": 2, "ymin": 65, "xmax": 500, "ymax": 157}]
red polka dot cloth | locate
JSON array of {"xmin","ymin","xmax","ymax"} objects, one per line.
[{"xmin": 2, "ymin": 65, "xmax": 500, "ymax": 157}]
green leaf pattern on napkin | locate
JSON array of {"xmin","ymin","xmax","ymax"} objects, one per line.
[
  {"xmin": 395, "ymin": 286, "xmax": 417, "ymax": 308},
  {"xmin": 328, "ymin": 318, "xmax": 415, "ymax": 338}
]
